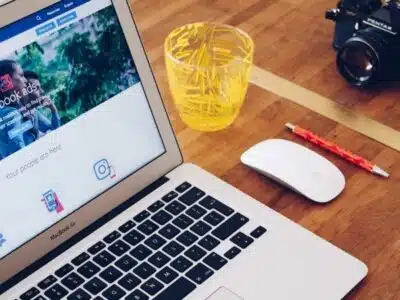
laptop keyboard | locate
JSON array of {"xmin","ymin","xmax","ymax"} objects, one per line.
[{"xmin": 19, "ymin": 182, "xmax": 267, "ymax": 300}]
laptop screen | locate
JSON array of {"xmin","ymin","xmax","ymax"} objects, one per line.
[{"xmin": 0, "ymin": 0, "xmax": 166, "ymax": 260}]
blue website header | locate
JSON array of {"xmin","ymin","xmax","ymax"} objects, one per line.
[{"xmin": 0, "ymin": 0, "xmax": 90, "ymax": 42}]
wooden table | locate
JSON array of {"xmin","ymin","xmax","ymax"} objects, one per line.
[{"xmin": 130, "ymin": 0, "xmax": 400, "ymax": 299}]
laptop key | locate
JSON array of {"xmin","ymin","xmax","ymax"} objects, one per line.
[
  {"xmin": 172, "ymin": 214, "xmax": 194, "ymax": 229},
  {"xmin": 204, "ymin": 211, "xmax": 225, "ymax": 226},
  {"xmin": 153, "ymin": 277, "xmax": 196, "ymax": 300},
  {"xmin": 198, "ymin": 235, "xmax": 220, "ymax": 251},
  {"xmin": 162, "ymin": 240, "xmax": 184, "ymax": 257},
  {"xmin": 77, "ymin": 261, "xmax": 100, "ymax": 279},
  {"xmin": 126, "ymin": 290, "xmax": 149, "ymax": 300},
  {"xmin": 148, "ymin": 200, "xmax": 164, "ymax": 213},
  {"xmin": 133, "ymin": 262, "xmax": 156, "ymax": 280},
  {"xmin": 118, "ymin": 273, "xmax": 141, "ymax": 291},
  {"xmin": 186, "ymin": 204, "xmax": 207, "ymax": 220},
  {"xmin": 151, "ymin": 210, "xmax": 173, "ymax": 225},
  {"xmin": 33, "ymin": 296, "xmax": 46, "ymax": 300},
  {"xmin": 184, "ymin": 245, "xmax": 206, "ymax": 262},
  {"xmin": 165, "ymin": 201, "xmax": 186, "ymax": 216},
  {"xmin": 55, "ymin": 263, "xmax": 74, "ymax": 278},
  {"xmin": 109, "ymin": 240, "xmax": 131, "ymax": 256},
  {"xmin": 186, "ymin": 263, "xmax": 214, "ymax": 285},
  {"xmin": 224, "ymin": 246, "xmax": 241, "ymax": 260},
  {"xmin": 104, "ymin": 231, "xmax": 121, "ymax": 244},
  {"xmin": 203, "ymin": 252, "xmax": 228, "ymax": 270},
  {"xmin": 137, "ymin": 220, "xmax": 159, "ymax": 235},
  {"xmin": 44, "ymin": 283, "xmax": 69, "ymax": 300},
  {"xmin": 20, "ymin": 287, "xmax": 40, "ymax": 300},
  {"xmin": 230, "ymin": 232, "xmax": 254, "ymax": 249},
  {"xmin": 159, "ymin": 223, "xmax": 180, "ymax": 240},
  {"xmin": 176, "ymin": 182, "xmax": 192, "ymax": 193},
  {"xmin": 123, "ymin": 229, "xmax": 145, "ymax": 246},
  {"xmin": 119, "ymin": 220, "xmax": 135, "ymax": 233},
  {"xmin": 88, "ymin": 241, "xmax": 106, "ymax": 255},
  {"xmin": 161, "ymin": 191, "xmax": 178, "ymax": 203},
  {"xmin": 178, "ymin": 187, "xmax": 205, "ymax": 206},
  {"xmin": 212, "ymin": 213, "xmax": 249, "ymax": 240},
  {"xmin": 102, "ymin": 285, "xmax": 126, "ymax": 300},
  {"xmin": 251, "ymin": 226, "xmax": 267, "ymax": 238},
  {"xmin": 170, "ymin": 256, "xmax": 193, "ymax": 273},
  {"xmin": 177, "ymin": 231, "xmax": 198, "ymax": 247},
  {"xmin": 156, "ymin": 266, "xmax": 178, "ymax": 284},
  {"xmin": 133, "ymin": 210, "xmax": 151, "ymax": 223},
  {"xmin": 93, "ymin": 297, "xmax": 105, "ymax": 300},
  {"xmin": 141, "ymin": 278, "xmax": 164, "ymax": 296},
  {"xmin": 199, "ymin": 196, "xmax": 234, "ymax": 216},
  {"xmin": 71, "ymin": 252, "xmax": 90, "ymax": 266},
  {"xmin": 61, "ymin": 272, "xmax": 84, "ymax": 291},
  {"xmin": 115, "ymin": 254, "xmax": 138, "ymax": 272},
  {"xmin": 99, "ymin": 266, "xmax": 123, "ymax": 283},
  {"xmin": 148, "ymin": 251, "xmax": 171, "ymax": 268},
  {"xmin": 67, "ymin": 288, "xmax": 91, "ymax": 300},
  {"xmin": 190, "ymin": 220, "xmax": 212, "ymax": 236},
  {"xmin": 38, "ymin": 275, "xmax": 57, "ymax": 290},
  {"xmin": 130, "ymin": 244, "xmax": 152, "ymax": 261},
  {"xmin": 83, "ymin": 277, "xmax": 107, "ymax": 295},
  {"xmin": 93, "ymin": 250, "xmax": 116, "ymax": 268},
  {"xmin": 144, "ymin": 234, "xmax": 167, "ymax": 250}
]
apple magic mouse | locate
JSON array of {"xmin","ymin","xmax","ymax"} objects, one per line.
[{"xmin": 241, "ymin": 139, "xmax": 345, "ymax": 203}]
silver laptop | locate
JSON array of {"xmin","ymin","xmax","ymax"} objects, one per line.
[{"xmin": 0, "ymin": 0, "xmax": 368, "ymax": 299}]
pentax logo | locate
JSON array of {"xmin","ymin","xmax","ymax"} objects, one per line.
[
  {"xmin": 0, "ymin": 74, "xmax": 14, "ymax": 93},
  {"xmin": 365, "ymin": 18, "xmax": 394, "ymax": 33}
]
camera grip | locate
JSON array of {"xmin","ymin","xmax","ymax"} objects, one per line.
[{"xmin": 333, "ymin": 19, "xmax": 357, "ymax": 50}]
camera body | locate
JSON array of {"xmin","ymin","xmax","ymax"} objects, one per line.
[{"xmin": 326, "ymin": 0, "xmax": 400, "ymax": 86}]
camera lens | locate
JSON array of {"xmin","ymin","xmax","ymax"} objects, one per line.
[
  {"xmin": 337, "ymin": 41, "xmax": 378, "ymax": 86},
  {"xmin": 335, "ymin": 26, "xmax": 398, "ymax": 87}
]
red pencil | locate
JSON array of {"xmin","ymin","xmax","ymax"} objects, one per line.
[{"xmin": 285, "ymin": 123, "xmax": 389, "ymax": 178}]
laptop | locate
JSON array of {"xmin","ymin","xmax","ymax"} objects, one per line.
[{"xmin": 0, "ymin": 0, "xmax": 368, "ymax": 299}]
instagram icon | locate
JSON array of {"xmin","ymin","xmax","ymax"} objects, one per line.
[{"xmin": 93, "ymin": 159, "xmax": 116, "ymax": 181}]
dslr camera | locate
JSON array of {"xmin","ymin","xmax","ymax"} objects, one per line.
[{"xmin": 326, "ymin": 0, "xmax": 400, "ymax": 86}]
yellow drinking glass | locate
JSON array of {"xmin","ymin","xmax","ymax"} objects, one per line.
[{"xmin": 165, "ymin": 23, "xmax": 254, "ymax": 131}]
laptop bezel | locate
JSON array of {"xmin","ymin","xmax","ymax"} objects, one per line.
[{"xmin": 0, "ymin": 0, "xmax": 183, "ymax": 282}]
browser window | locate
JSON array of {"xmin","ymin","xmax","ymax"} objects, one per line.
[{"xmin": 0, "ymin": 0, "xmax": 166, "ymax": 259}]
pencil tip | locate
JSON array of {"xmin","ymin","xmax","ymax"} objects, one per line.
[
  {"xmin": 285, "ymin": 123, "xmax": 295, "ymax": 130},
  {"xmin": 373, "ymin": 166, "xmax": 390, "ymax": 178}
]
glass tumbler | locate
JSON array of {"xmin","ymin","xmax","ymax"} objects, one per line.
[{"xmin": 165, "ymin": 23, "xmax": 254, "ymax": 131}]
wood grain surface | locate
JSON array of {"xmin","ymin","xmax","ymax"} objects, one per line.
[{"xmin": 129, "ymin": 0, "xmax": 400, "ymax": 299}]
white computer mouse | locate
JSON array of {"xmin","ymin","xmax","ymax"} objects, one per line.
[{"xmin": 241, "ymin": 139, "xmax": 345, "ymax": 203}]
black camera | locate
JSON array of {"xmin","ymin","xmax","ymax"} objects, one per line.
[{"xmin": 326, "ymin": 0, "xmax": 400, "ymax": 86}]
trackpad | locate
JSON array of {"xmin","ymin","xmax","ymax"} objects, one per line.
[{"xmin": 206, "ymin": 287, "xmax": 243, "ymax": 300}]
